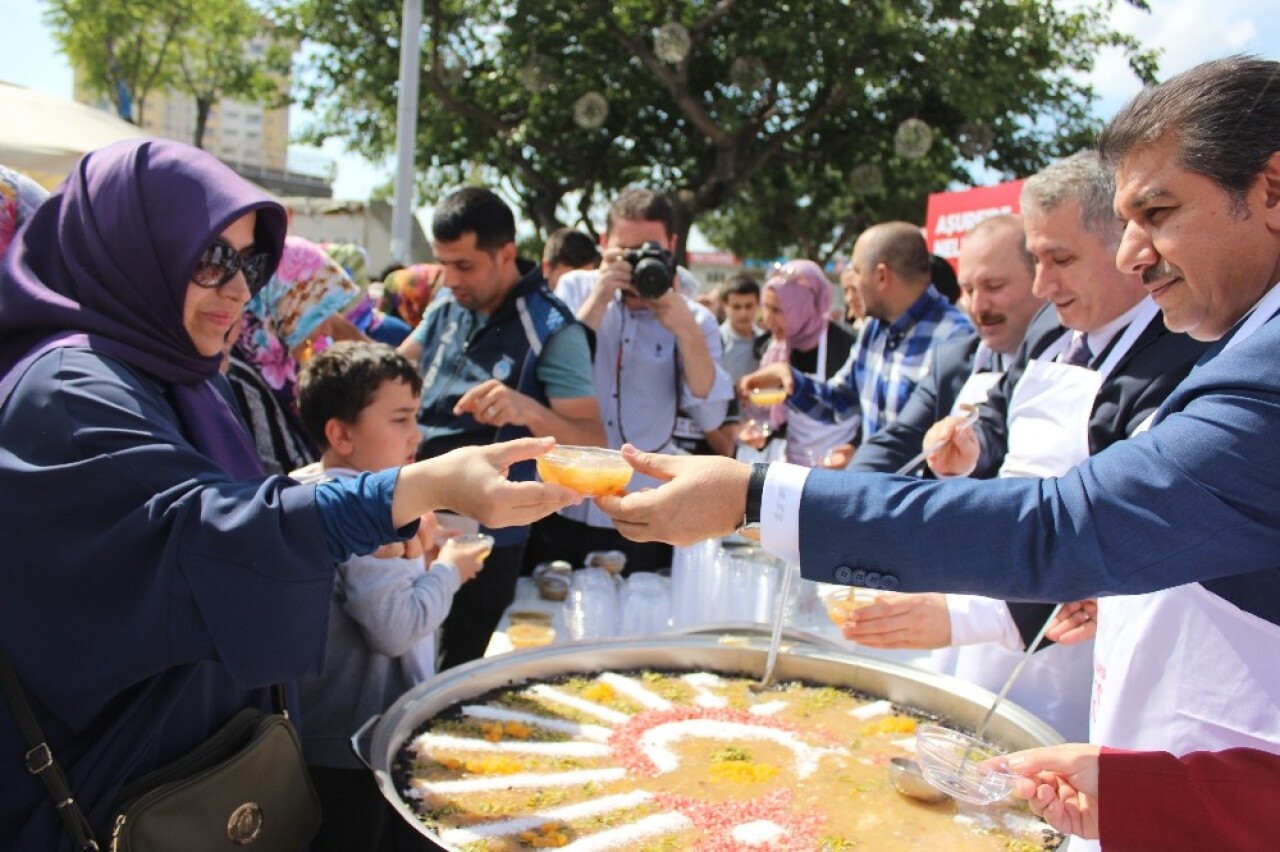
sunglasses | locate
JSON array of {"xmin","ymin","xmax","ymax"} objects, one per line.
[{"xmin": 191, "ymin": 239, "xmax": 270, "ymax": 290}]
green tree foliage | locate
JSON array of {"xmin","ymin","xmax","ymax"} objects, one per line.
[
  {"xmin": 275, "ymin": 0, "xmax": 1157, "ymax": 258},
  {"xmin": 173, "ymin": 2, "xmax": 292, "ymax": 149},
  {"xmin": 45, "ymin": 0, "xmax": 189, "ymax": 123},
  {"xmin": 47, "ymin": 0, "xmax": 289, "ymax": 149}
]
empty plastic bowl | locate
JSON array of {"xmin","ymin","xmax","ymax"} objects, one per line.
[
  {"xmin": 913, "ymin": 724, "xmax": 1020, "ymax": 805},
  {"xmin": 536, "ymin": 446, "xmax": 633, "ymax": 497}
]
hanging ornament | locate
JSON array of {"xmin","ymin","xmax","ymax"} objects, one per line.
[
  {"xmin": 654, "ymin": 22, "xmax": 692, "ymax": 64},
  {"xmin": 849, "ymin": 164, "xmax": 885, "ymax": 196},
  {"xmin": 894, "ymin": 118, "xmax": 934, "ymax": 159},
  {"xmin": 520, "ymin": 53, "xmax": 558, "ymax": 93},
  {"xmin": 573, "ymin": 92, "xmax": 609, "ymax": 130},
  {"xmin": 956, "ymin": 120, "xmax": 995, "ymax": 159},
  {"xmin": 729, "ymin": 55, "xmax": 768, "ymax": 92}
]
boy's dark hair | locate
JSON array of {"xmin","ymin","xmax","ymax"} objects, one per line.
[
  {"xmin": 719, "ymin": 273, "xmax": 760, "ymax": 301},
  {"xmin": 606, "ymin": 187, "xmax": 676, "ymax": 238},
  {"xmin": 543, "ymin": 227, "xmax": 601, "ymax": 268},
  {"xmin": 431, "ymin": 187, "xmax": 516, "ymax": 252},
  {"xmin": 297, "ymin": 341, "xmax": 423, "ymax": 450}
]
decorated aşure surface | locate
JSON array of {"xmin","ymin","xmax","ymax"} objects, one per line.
[{"xmin": 396, "ymin": 671, "xmax": 1060, "ymax": 851}]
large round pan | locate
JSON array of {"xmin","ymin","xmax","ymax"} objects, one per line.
[{"xmin": 354, "ymin": 635, "xmax": 1064, "ymax": 849}]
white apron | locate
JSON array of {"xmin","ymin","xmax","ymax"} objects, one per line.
[
  {"xmin": 949, "ymin": 351, "xmax": 1004, "ymax": 415},
  {"xmin": 932, "ymin": 300, "xmax": 1159, "ymax": 741},
  {"xmin": 1091, "ymin": 285, "xmax": 1280, "ymax": 777},
  {"xmin": 783, "ymin": 327, "xmax": 860, "ymax": 465}
]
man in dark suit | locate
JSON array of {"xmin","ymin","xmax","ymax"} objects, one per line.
[
  {"xmin": 596, "ymin": 58, "xmax": 1280, "ymax": 841},
  {"xmin": 839, "ymin": 153, "xmax": 1208, "ymax": 741},
  {"xmin": 843, "ymin": 214, "xmax": 1043, "ymax": 474}
]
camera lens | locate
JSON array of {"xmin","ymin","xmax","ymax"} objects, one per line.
[{"xmin": 632, "ymin": 258, "xmax": 671, "ymax": 299}]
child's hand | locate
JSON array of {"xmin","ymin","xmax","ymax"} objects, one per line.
[{"xmin": 438, "ymin": 537, "xmax": 491, "ymax": 584}]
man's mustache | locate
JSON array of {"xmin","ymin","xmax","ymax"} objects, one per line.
[
  {"xmin": 1142, "ymin": 259, "xmax": 1182, "ymax": 286},
  {"xmin": 973, "ymin": 312, "xmax": 1005, "ymax": 326}
]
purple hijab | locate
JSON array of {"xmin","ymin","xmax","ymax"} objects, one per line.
[{"xmin": 0, "ymin": 139, "xmax": 287, "ymax": 479}]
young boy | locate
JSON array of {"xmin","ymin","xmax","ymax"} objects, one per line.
[{"xmin": 293, "ymin": 341, "xmax": 488, "ymax": 852}]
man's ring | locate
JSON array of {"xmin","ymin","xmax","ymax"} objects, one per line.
[{"xmin": 487, "ymin": 405, "xmax": 497, "ymax": 417}]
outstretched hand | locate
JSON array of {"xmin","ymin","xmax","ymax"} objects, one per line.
[
  {"xmin": 594, "ymin": 445, "xmax": 751, "ymax": 546},
  {"xmin": 993, "ymin": 744, "xmax": 1101, "ymax": 840},
  {"xmin": 394, "ymin": 437, "xmax": 581, "ymax": 529},
  {"xmin": 840, "ymin": 593, "xmax": 952, "ymax": 648}
]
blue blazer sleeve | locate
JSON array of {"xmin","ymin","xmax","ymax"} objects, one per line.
[{"xmin": 796, "ymin": 313, "xmax": 1280, "ymax": 606}]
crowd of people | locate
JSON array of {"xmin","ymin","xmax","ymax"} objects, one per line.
[{"xmin": 1, "ymin": 53, "xmax": 1277, "ymax": 852}]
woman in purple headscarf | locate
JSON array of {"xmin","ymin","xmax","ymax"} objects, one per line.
[
  {"xmin": 0, "ymin": 139, "xmax": 578, "ymax": 850},
  {"xmin": 739, "ymin": 259, "xmax": 859, "ymax": 466}
]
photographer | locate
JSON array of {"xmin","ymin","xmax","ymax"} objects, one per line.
[{"xmin": 525, "ymin": 188, "xmax": 733, "ymax": 574}]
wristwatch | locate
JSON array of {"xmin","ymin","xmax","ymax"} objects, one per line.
[{"xmin": 737, "ymin": 462, "xmax": 770, "ymax": 541}]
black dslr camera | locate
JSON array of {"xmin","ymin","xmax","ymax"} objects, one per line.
[{"xmin": 622, "ymin": 242, "xmax": 676, "ymax": 299}]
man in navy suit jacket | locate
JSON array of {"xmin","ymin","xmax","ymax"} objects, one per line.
[
  {"xmin": 599, "ymin": 54, "xmax": 1280, "ymax": 623},
  {"xmin": 597, "ymin": 57, "xmax": 1280, "ymax": 841}
]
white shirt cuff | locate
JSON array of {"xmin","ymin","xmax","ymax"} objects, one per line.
[
  {"xmin": 946, "ymin": 594, "xmax": 1024, "ymax": 651},
  {"xmin": 760, "ymin": 462, "xmax": 810, "ymax": 566}
]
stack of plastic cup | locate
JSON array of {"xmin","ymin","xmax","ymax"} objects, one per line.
[{"xmin": 563, "ymin": 566, "xmax": 620, "ymax": 640}]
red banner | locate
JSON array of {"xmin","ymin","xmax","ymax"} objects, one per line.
[{"xmin": 925, "ymin": 180, "xmax": 1024, "ymax": 271}]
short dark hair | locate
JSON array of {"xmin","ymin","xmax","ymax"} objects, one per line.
[
  {"xmin": 297, "ymin": 341, "xmax": 423, "ymax": 451},
  {"xmin": 543, "ymin": 228, "xmax": 601, "ymax": 268},
  {"xmin": 861, "ymin": 221, "xmax": 932, "ymax": 282},
  {"xmin": 1099, "ymin": 55, "xmax": 1280, "ymax": 213},
  {"xmin": 606, "ymin": 187, "xmax": 676, "ymax": 238},
  {"xmin": 376, "ymin": 262, "xmax": 406, "ymax": 282},
  {"xmin": 929, "ymin": 255, "xmax": 960, "ymax": 304},
  {"xmin": 719, "ymin": 273, "xmax": 760, "ymax": 301},
  {"xmin": 431, "ymin": 187, "xmax": 516, "ymax": 251}
]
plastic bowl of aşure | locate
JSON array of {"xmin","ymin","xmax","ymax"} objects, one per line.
[
  {"xmin": 536, "ymin": 446, "xmax": 633, "ymax": 497},
  {"xmin": 913, "ymin": 724, "xmax": 1021, "ymax": 805}
]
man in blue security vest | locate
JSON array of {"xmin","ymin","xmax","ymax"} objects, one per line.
[{"xmin": 399, "ymin": 187, "xmax": 603, "ymax": 668}]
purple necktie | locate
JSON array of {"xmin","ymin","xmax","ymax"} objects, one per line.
[{"xmin": 1062, "ymin": 332, "xmax": 1092, "ymax": 368}]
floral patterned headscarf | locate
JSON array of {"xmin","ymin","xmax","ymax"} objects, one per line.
[
  {"xmin": 379, "ymin": 262, "xmax": 446, "ymax": 328},
  {"xmin": 235, "ymin": 235, "xmax": 359, "ymax": 406},
  {"xmin": 0, "ymin": 165, "xmax": 49, "ymax": 260}
]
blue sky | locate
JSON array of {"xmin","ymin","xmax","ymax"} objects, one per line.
[{"xmin": 3, "ymin": 0, "xmax": 1277, "ymax": 229}]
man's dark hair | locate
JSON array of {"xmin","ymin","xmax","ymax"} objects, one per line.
[
  {"xmin": 431, "ymin": 187, "xmax": 516, "ymax": 251},
  {"xmin": 606, "ymin": 187, "xmax": 676, "ymax": 238},
  {"xmin": 376, "ymin": 262, "xmax": 406, "ymax": 282},
  {"xmin": 1099, "ymin": 55, "xmax": 1280, "ymax": 213},
  {"xmin": 543, "ymin": 227, "xmax": 601, "ymax": 268},
  {"xmin": 861, "ymin": 221, "xmax": 932, "ymax": 283},
  {"xmin": 297, "ymin": 341, "xmax": 423, "ymax": 451},
  {"xmin": 719, "ymin": 273, "xmax": 760, "ymax": 301},
  {"xmin": 929, "ymin": 255, "xmax": 960, "ymax": 304}
]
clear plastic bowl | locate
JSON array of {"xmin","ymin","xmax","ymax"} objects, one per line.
[
  {"xmin": 536, "ymin": 446, "xmax": 633, "ymax": 497},
  {"xmin": 913, "ymin": 724, "xmax": 1020, "ymax": 805}
]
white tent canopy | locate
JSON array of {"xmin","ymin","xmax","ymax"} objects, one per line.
[{"xmin": 0, "ymin": 80, "xmax": 151, "ymax": 187}]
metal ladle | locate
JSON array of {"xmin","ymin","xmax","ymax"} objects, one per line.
[
  {"xmin": 889, "ymin": 756, "xmax": 951, "ymax": 804},
  {"xmin": 750, "ymin": 560, "xmax": 796, "ymax": 692}
]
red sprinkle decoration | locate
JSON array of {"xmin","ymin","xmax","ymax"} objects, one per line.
[{"xmin": 656, "ymin": 788, "xmax": 823, "ymax": 851}]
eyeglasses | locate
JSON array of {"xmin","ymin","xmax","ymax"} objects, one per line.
[{"xmin": 192, "ymin": 239, "xmax": 270, "ymax": 290}]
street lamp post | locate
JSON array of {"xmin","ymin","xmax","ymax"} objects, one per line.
[{"xmin": 390, "ymin": 0, "xmax": 422, "ymax": 265}]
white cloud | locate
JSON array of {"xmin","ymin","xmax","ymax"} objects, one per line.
[{"xmin": 1073, "ymin": 0, "xmax": 1280, "ymax": 118}]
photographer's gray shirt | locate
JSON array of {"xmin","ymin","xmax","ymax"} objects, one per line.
[{"xmin": 558, "ymin": 267, "xmax": 733, "ymax": 528}]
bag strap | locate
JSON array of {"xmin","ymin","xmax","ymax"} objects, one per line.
[
  {"xmin": 0, "ymin": 647, "xmax": 101, "ymax": 850},
  {"xmin": 0, "ymin": 647, "xmax": 289, "ymax": 851}
]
